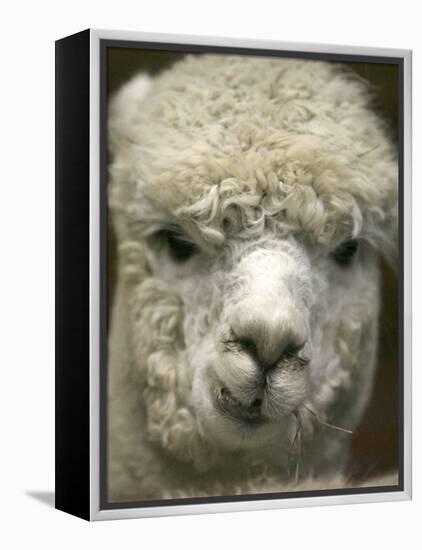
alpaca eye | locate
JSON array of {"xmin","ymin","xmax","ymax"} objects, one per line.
[
  {"xmin": 331, "ymin": 239, "xmax": 359, "ymax": 267},
  {"xmin": 164, "ymin": 231, "xmax": 198, "ymax": 262}
]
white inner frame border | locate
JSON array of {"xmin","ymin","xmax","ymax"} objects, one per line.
[{"xmin": 89, "ymin": 28, "xmax": 412, "ymax": 521}]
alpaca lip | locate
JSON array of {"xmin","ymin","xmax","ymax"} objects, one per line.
[{"xmin": 216, "ymin": 387, "xmax": 267, "ymax": 426}]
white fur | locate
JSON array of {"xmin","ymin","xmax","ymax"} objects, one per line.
[{"xmin": 107, "ymin": 55, "xmax": 398, "ymax": 501}]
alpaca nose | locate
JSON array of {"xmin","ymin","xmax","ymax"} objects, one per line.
[{"xmin": 229, "ymin": 300, "xmax": 307, "ymax": 371}]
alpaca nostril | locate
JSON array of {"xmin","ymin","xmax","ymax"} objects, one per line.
[
  {"xmin": 266, "ymin": 343, "xmax": 309, "ymax": 372},
  {"xmin": 283, "ymin": 342, "xmax": 306, "ymax": 357},
  {"xmin": 237, "ymin": 337, "xmax": 258, "ymax": 357}
]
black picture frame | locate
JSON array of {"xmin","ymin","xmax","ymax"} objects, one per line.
[{"xmin": 55, "ymin": 29, "xmax": 412, "ymax": 521}]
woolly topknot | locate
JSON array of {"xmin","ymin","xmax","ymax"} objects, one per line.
[{"xmin": 109, "ymin": 54, "xmax": 397, "ymax": 261}]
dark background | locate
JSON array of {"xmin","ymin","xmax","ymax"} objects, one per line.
[{"xmin": 106, "ymin": 48, "xmax": 399, "ymax": 482}]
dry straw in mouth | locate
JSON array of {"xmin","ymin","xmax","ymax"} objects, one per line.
[
  {"xmin": 288, "ymin": 406, "xmax": 353, "ymax": 485},
  {"xmin": 304, "ymin": 405, "xmax": 353, "ymax": 435}
]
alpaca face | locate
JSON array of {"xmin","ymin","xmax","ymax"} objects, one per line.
[
  {"xmin": 109, "ymin": 56, "xmax": 397, "ymax": 467},
  {"xmin": 129, "ymin": 203, "xmax": 379, "ymax": 454}
]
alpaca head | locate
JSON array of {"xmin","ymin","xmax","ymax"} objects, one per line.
[{"xmin": 109, "ymin": 55, "xmax": 398, "ymax": 469}]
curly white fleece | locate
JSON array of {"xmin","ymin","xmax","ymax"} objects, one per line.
[{"xmin": 107, "ymin": 55, "xmax": 398, "ymax": 501}]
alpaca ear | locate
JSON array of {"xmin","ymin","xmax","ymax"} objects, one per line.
[{"xmin": 108, "ymin": 73, "xmax": 153, "ymax": 156}]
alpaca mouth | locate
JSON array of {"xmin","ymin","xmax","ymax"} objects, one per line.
[{"xmin": 216, "ymin": 387, "xmax": 267, "ymax": 426}]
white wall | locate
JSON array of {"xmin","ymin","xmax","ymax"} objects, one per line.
[{"xmin": 0, "ymin": 1, "xmax": 419, "ymax": 548}]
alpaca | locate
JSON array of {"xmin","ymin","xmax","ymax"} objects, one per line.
[{"xmin": 107, "ymin": 55, "xmax": 398, "ymax": 502}]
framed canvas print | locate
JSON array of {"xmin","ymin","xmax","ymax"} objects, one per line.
[{"xmin": 55, "ymin": 29, "xmax": 412, "ymax": 521}]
